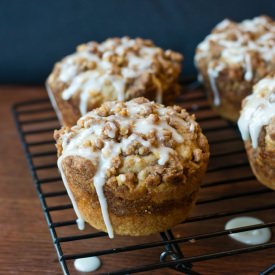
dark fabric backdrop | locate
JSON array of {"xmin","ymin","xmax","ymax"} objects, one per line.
[{"xmin": 0, "ymin": 0, "xmax": 274, "ymax": 84}]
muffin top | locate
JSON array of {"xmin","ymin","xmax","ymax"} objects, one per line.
[
  {"xmin": 195, "ymin": 16, "xmax": 275, "ymax": 82},
  {"xmin": 48, "ymin": 37, "xmax": 182, "ymax": 115},
  {"xmin": 55, "ymin": 97, "xmax": 209, "ymax": 192},
  {"xmin": 238, "ymin": 75, "xmax": 275, "ymax": 148}
]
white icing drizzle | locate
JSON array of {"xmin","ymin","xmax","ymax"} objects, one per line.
[
  {"xmin": 57, "ymin": 100, "xmax": 188, "ymax": 238},
  {"xmin": 134, "ymin": 116, "xmax": 184, "ymax": 143},
  {"xmin": 156, "ymin": 147, "xmax": 175, "ymax": 165},
  {"xmin": 225, "ymin": 216, "xmax": 272, "ymax": 245},
  {"xmin": 125, "ymin": 102, "xmax": 153, "ymax": 116},
  {"xmin": 74, "ymin": 256, "xmax": 101, "ymax": 272},
  {"xmin": 58, "ymin": 37, "xmax": 171, "ymax": 115},
  {"xmin": 121, "ymin": 133, "xmax": 150, "ymax": 149},
  {"xmin": 62, "ymin": 71, "xmax": 126, "ymax": 116},
  {"xmin": 59, "ymin": 52, "xmax": 101, "ymax": 82},
  {"xmin": 196, "ymin": 16, "xmax": 275, "ymax": 101},
  {"xmin": 207, "ymin": 64, "xmax": 224, "ymax": 106},
  {"xmin": 238, "ymin": 77, "xmax": 275, "ymax": 148},
  {"xmin": 244, "ymin": 54, "xmax": 253, "ymax": 81},
  {"xmin": 189, "ymin": 123, "xmax": 195, "ymax": 132},
  {"xmin": 152, "ymin": 76, "xmax": 163, "ymax": 104},
  {"xmin": 197, "ymin": 73, "xmax": 203, "ymax": 83},
  {"xmin": 92, "ymin": 141, "xmax": 121, "ymax": 238}
]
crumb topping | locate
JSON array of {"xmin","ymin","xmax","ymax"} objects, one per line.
[
  {"xmin": 50, "ymin": 37, "xmax": 182, "ymax": 115},
  {"xmin": 196, "ymin": 16, "xmax": 275, "ymax": 74},
  {"xmin": 195, "ymin": 16, "xmax": 275, "ymax": 106},
  {"xmin": 55, "ymin": 97, "xmax": 207, "ymax": 188}
]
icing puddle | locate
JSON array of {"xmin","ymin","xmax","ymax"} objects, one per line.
[
  {"xmin": 225, "ymin": 216, "xmax": 272, "ymax": 245},
  {"xmin": 74, "ymin": 256, "xmax": 101, "ymax": 273}
]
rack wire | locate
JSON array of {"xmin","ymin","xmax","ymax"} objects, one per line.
[{"xmin": 13, "ymin": 81, "xmax": 275, "ymax": 274}]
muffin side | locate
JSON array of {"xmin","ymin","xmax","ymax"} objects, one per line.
[
  {"xmin": 238, "ymin": 75, "xmax": 275, "ymax": 190},
  {"xmin": 245, "ymin": 126, "xmax": 275, "ymax": 190}
]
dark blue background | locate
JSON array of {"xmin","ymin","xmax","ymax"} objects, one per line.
[{"xmin": 1, "ymin": 0, "xmax": 274, "ymax": 83}]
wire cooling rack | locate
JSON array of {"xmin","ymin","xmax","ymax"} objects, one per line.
[{"xmin": 13, "ymin": 81, "xmax": 275, "ymax": 274}]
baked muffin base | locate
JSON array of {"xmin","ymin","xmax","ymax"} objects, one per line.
[
  {"xmin": 80, "ymin": 197, "xmax": 198, "ymax": 236},
  {"xmin": 46, "ymin": 80, "xmax": 82, "ymax": 127},
  {"xmin": 200, "ymin": 69, "xmax": 252, "ymax": 122},
  {"xmin": 66, "ymin": 169, "xmax": 201, "ymax": 236},
  {"xmin": 245, "ymin": 140, "xmax": 275, "ymax": 190},
  {"xmin": 210, "ymin": 98, "xmax": 241, "ymax": 122},
  {"xmin": 59, "ymin": 153, "xmax": 208, "ymax": 236}
]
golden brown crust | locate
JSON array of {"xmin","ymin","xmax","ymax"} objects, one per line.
[
  {"xmin": 55, "ymin": 98, "xmax": 209, "ymax": 236},
  {"xmin": 79, "ymin": 199, "xmax": 197, "ymax": 236},
  {"xmin": 61, "ymin": 155, "xmax": 204, "ymax": 235},
  {"xmin": 245, "ymin": 123, "xmax": 275, "ymax": 190},
  {"xmin": 48, "ymin": 37, "xmax": 183, "ymax": 127}
]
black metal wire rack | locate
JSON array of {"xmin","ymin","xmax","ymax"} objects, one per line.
[{"xmin": 12, "ymin": 82, "xmax": 275, "ymax": 274}]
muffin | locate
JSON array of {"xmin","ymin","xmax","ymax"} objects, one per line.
[
  {"xmin": 238, "ymin": 75, "xmax": 275, "ymax": 190},
  {"xmin": 195, "ymin": 15, "xmax": 275, "ymax": 122},
  {"xmin": 47, "ymin": 37, "xmax": 183, "ymax": 127},
  {"xmin": 54, "ymin": 97, "xmax": 209, "ymax": 237}
]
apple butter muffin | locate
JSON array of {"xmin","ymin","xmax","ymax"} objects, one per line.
[
  {"xmin": 195, "ymin": 15, "xmax": 275, "ymax": 122},
  {"xmin": 238, "ymin": 75, "xmax": 275, "ymax": 190},
  {"xmin": 47, "ymin": 37, "xmax": 183, "ymax": 126},
  {"xmin": 54, "ymin": 97, "xmax": 209, "ymax": 237}
]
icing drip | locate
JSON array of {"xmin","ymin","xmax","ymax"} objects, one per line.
[
  {"xmin": 238, "ymin": 77, "xmax": 275, "ymax": 148},
  {"xmin": 207, "ymin": 64, "xmax": 224, "ymax": 106},
  {"xmin": 152, "ymin": 76, "xmax": 163, "ymax": 104},
  {"xmin": 197, "ymin": 73, "xmax": 203, "ymax": 83},
  {"xmin": 58, "ymin": 100, "xmax": 188, "ymax": 238},
  {"xmin": 62, "ymin": 71, "xmax": 126, "ymax": 116},
  {"xmin": 244, "ymin": 54, "xmax": 253, "ymax": 81},
  {"xmin": 93, "ymin": 141, "xmax": 122, "ymax": 238},
  {"xmin": 111, "ymin": 76, "xmax": 126, "ymax": 101}
]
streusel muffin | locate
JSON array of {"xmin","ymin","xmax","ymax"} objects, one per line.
[
  {"xmin": 47, "ymin": 37, "xmax": 183, "ymax": 127},
  {"xmin": 195, "ymin": 15, "xmax": 275, "ymax": 122},
  {"xmin": 238, "ymin": 75, "xmax": 275, "ymax": 190},
  {"xmin": 54, "ymin": 97, "xmax": 209, "ymax": 237}
]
